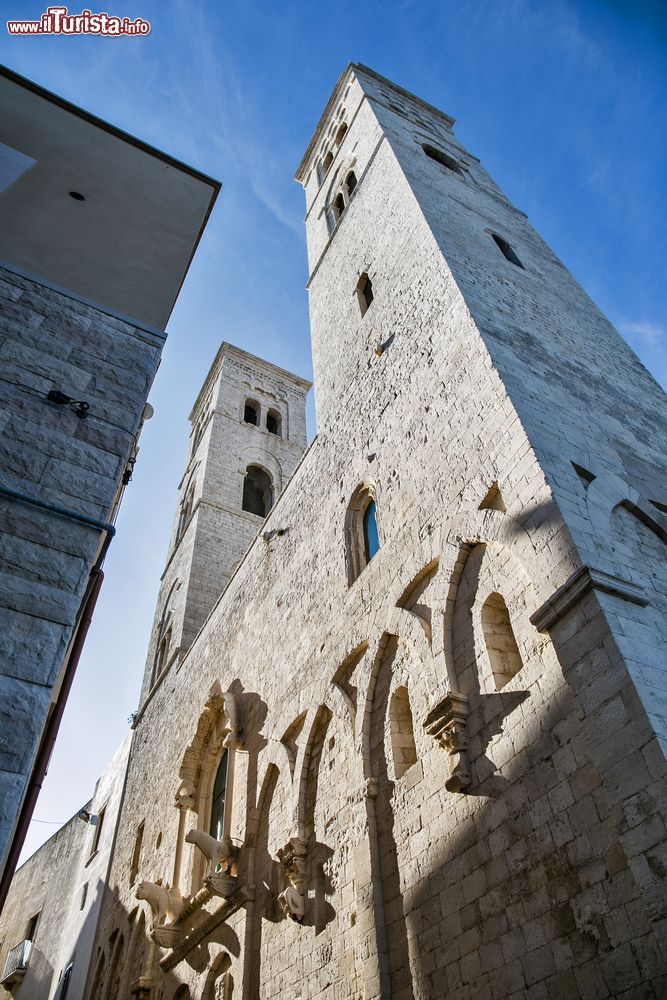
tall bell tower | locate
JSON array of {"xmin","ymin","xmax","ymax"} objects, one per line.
[{"xmin": 138, "ymin": 342, "xmax": 310, "ymax": 705}]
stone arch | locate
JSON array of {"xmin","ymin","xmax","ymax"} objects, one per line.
[
  {"xmin": 586, "ymin": 471, "xmax": 667, "ymax": 549},
  {"xmin": 298, "ymin": 705, "xmax": 333, "ymax": 844},
  {"xmin": 238, "ymin": 447, "xmax": 283, "ymax": 497},
  {"xmin": 345, "ymin": 481, "xmax": 381, "ymax": 585},
  {"xmin": 202, "ymin": 951, "xmax": 233, "ymax": 1000},
  {"xmin": 88, "ymin": 947, "xmax": 105, "ymax": 998},
  {"xmin": 101, "ymin": 930, "xmax": 124, "ymax": 1000},
  {"xmin": 118, "ymin": 908, "xmax": 145, "ymax": 998},
  {"xmin": 176, "ymin": 683, "xmax": 244, "ymax": 892}
]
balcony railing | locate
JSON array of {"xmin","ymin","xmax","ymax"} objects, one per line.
[{"xmin": 1, "ymin": 939, "xmax": 32, "ymax": 985}]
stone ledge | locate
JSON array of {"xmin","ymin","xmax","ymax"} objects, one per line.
[{"xmin": 530, "ymin": 565, "xmax": 650, "ymax": 632}]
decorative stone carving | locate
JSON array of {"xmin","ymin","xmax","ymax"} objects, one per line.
[
  {"xmin": 424, "ymin": 693, "xmax": 471, "ymax": 792},
  {"xmin": 135, "ymin": 881, "xmax": 187, "ymax": 947},
  {"xmin": 207, "ymin": 871, "xmax": 238, "ymax": 899},
  {"xmin": 178, "ymin": 684, "xmax": 245, "ymax": 809},
  {"xmin": 185, "ymin": 828, "xmax": 239, "ymax": 874},
  {"xmin": 276, "ymin": 837, "xmax": 308, "ymax": 922}
]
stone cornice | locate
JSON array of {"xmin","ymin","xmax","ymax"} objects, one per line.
[{"xmin": 530, "ymin": 565, "xmax": 650, "ymax": 632}]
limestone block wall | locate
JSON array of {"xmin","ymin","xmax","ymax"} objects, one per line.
[
  {"xmin": 90, "ymin": 71, "xmax": 667, "ymax": 1000},
  {"xmin": 0, "ymin": 264, "xmax": 163, "ymax": 876},
  {"xmin": 0, "ymin": 735, "xmax": 131, "ymax": 999}
]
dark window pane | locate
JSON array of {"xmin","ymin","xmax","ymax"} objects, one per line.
[
  {"xmin": 244, "ymin": 401, "xmax": 259, "ymax": 425},
  {"xmin": 363, "ymin": 500, "xmax": 380, "ymax": 563},
  {"xmin": 209, "ymin": 751, "xmax": 229, "ymax": 841},
  {"xmin": 242, "ymin": 465, "xmax": 273, "ymax": 517}
]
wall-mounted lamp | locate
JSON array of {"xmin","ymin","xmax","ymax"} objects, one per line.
[{"xmin": 47, "ymin": 389, "xmax": 90, "ymax": 418}]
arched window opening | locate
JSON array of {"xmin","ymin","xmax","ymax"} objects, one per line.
[
  {"xmin": 335, "ymin": 122, "xmax": 348, "ymax": 146},
  {"xmin": 363, "ymin": 500, "xmax": 380, "ymax": 563},
  {"xmin": 356, "ymin": 272, "xmax": 373, "ymax": 316},
  {"xmin": 176, "ymin": 485, "xmax": 195, "ymax": 543},
  {"xmin": 346, "ymin": 486, "xmax": 381, "ymax": 584},
  {"xmin": 332, "ymin": 191, "xmax": 346, "ymax": 224},
  {"xmin": 209, "ymin": 750, "xmax": 229, "ymax": 843},
  {"xmin": 322, "ymin": 150, "xmax": 333, "ymax": 175},
  {"xmin": 153, "ymin": 625, "xmax": 172, "ymax": 683},
  {"xmin": 422, "ymin": 143, "xmax": 462, "ymax": 175},
  {"xmin": 130, "ymin": 822, "xmax": 144, "ymax": 886},
  {"xmin": 491, "ymin": 233, "xmax": 524, "ymax": 269},
  {"xmin": 242, "ymin": 465, "xmax": 273, "ymax": 518},
  {"xmin": 480, "ymin": 592, "xmax": 523, "ymax": 688},
  {"xmin": 244, "ymin": 399, "xmax": 259, "ymax": 425},
  {"xmin": 266, "ymin": 409, "xmax": 281, "ymax": 436},
  {"xmin": 345, "ymin": 170, "xmax": 357, "ymax": 198},
  {"xmin": 390, "ymin": 686, "xmax": 418, "ymax": 778}
]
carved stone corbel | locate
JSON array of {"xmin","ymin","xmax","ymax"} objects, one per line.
[
  {"xmin": 276, "ymin": 837, "xmax": 308, "ymax": 922},
  {"xmin": 424, "ymin": 693, "xmax": 471, "ymax": 792},
  {"xmin": 221, "ymin": 689, "xmax": 245, "ymax": 750},
  {"xmin": 135, "ymin": 881, "xmax": 187, "ymax": 948}
]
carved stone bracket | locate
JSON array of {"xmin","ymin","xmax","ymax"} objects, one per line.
[
  {"xmin": 276, "ymin": 837, "xmax": 308, "ymax": 922},
  {"xmin": 424, "ymin": 693, "xmax": 471, "ymax": 792},
  {"xmin": 135, "ymin": 881, "xmax": 187, "ymax": 948}
]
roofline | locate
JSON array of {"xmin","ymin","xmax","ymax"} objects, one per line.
[
  {"xmin": 189, "ymin": 341, "xmax": 312, "ymax": 421},
  {"xmin": 0, "ymin": 63, "xmax": 222, "ymax": 190},
  {"xmin": 294, "ymin": 63, "xmax": 456, "ymax": 183},
  {"xmin": 0, "ymin": 63, "xmax": 222, "ymax": 328}
]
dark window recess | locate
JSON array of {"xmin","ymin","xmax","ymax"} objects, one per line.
[
  {"xmin": 242, "ymin": 465, "xmax": 273, "ymax": 517},
  {"xmin": 491, "ymin": 233, "xmax": 524, "ymax": 268},
  {"xmin": 345, "ymin": 171, "xmax": 357, "ymax": 198},
  {"xmin": 422, "ymin": 143, "xmax": 462, "ymax": 174},
  {"xmin": 333, "ymin": 192, "xmax": 346, "ymax": 223},
  {"xmin": 357, "ymin": 273, "xmax": 374, "ymax": 316},
  {"xmin": 25, "ymin": 913, "xmax": 40, "ymax": 942},
  {"xmin": 322, "ymin": 151, "xmax": 333, "ymax": 175},
  {"xmin": 209, "ymin": 750, "xmax": 229, "ymax": 843},
  {"xmin": 244, "ymin": 401, "xmax": 259, "ymax": 425},
  {"xmin": 335, "ymin": 122, "xmax": 348, "ymax": 146},
  {"xmin": 266, "ymin": 410, "xmax": 281, "ymax": 436},
  {"xmin": 363, "ymin": 500, "xmax": 380, "ymax": 563}
]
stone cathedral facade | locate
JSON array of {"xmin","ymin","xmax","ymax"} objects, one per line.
[{"xmin": 19, "ymin": 63, "xmax": 667, "ymax": 999}]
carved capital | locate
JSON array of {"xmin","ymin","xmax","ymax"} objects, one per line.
[
  {"xmin": 276, "ymin": 837, "xmax": 308, "ymax": 922},
  {"xmin": 424, "ymin": 693, "xmax": 471, "ymax": 792}
]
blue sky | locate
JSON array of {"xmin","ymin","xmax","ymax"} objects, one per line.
[{"xmin": 2, "ymin": 0, "xmax": 665, "ymax": 861}]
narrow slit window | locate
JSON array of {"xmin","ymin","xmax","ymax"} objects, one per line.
[
  {"xmin": 322, "ymin": 151, "xmax": 333, "ymax": 176},
  {"xmin": 356, "ymin": 273, "xmax": 373, "ymax": 316},
  {"xmin": 491, "ymin": 233, "xmax": 524, "ymax": 268},
  {"xmin": 91, "ymin": 806, "xmax": 106, "ymax": 855},
  {"xmin": 335, "ymin": 122, "xmax": 348, "ymax": 146},
  {"xmin": 345, "ymin": 171, "xmax": 357, "ymax": 198},
  {"xmin": 363, "ymin": 500, "xmax": 380, "ymax": 563},
  {"xmin": 332, "ymin": 192, "xmax": 345, "ymax": 223},
  {"xmin": 209, "ymin": 750, "xmax": 229, "ymax": 842},
  {"xmin": 422, "ymin": 143, "xmax": 462, "ymax": 175},
  {"xmin": 130, "ymin": 822, "xmax": 144, "ymax": 885}
]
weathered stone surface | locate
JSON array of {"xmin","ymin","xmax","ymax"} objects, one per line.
[
  {"xmin": 0, "ymin": 260, "xmax": 164, "ymax": 880},
  {"xmin": 0, "ymin": 676, "xmax": 51, "ymax": 775}
]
